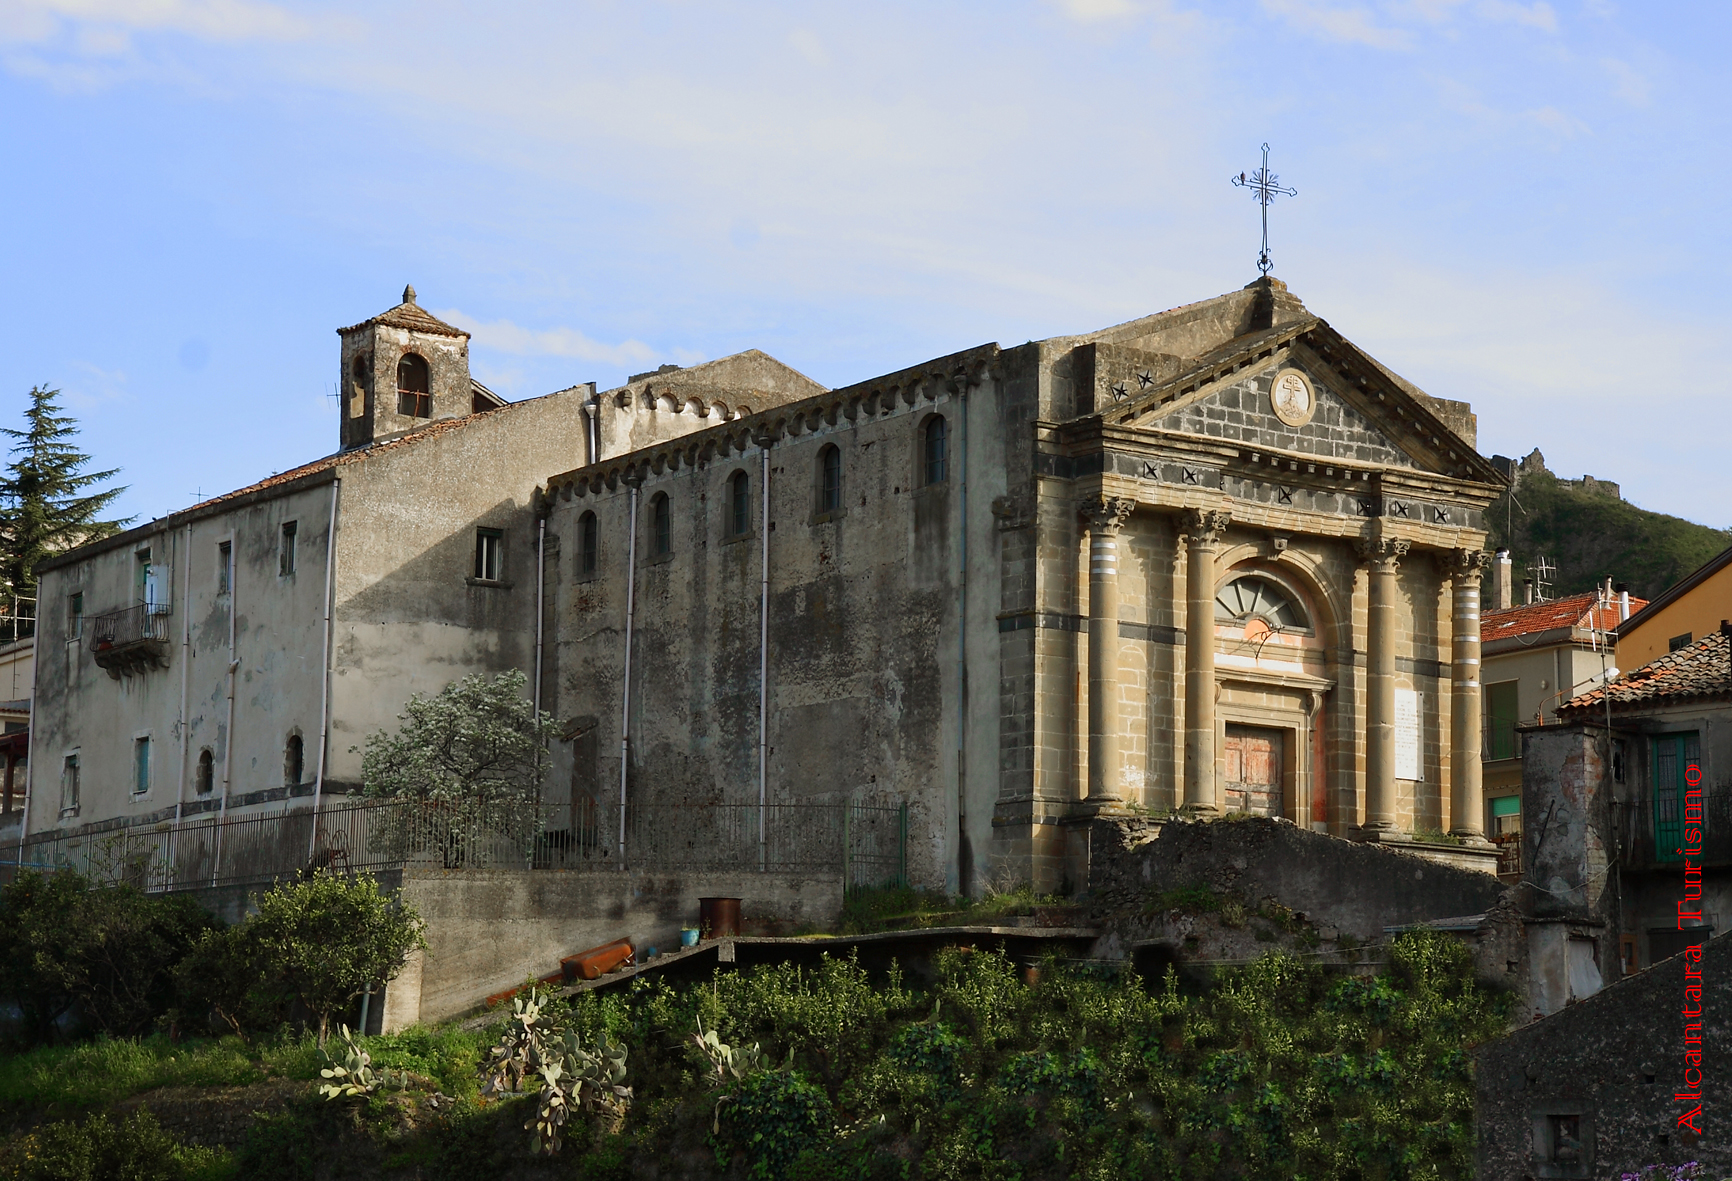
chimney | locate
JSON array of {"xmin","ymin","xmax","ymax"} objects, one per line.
[
  {"xmin": 1523, "ymin": 578, "xmax": 1535, "ymax": 606},
  {"xmin": 1492, "ymin": 549, "xmax": 1513, "ymax": 611},
  {"xmin": 1616, "ymin": 582, "xmax": 1630, "ymax": 622}
]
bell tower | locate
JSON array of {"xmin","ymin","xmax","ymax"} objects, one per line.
[{"xmin": 336, "ymin": 286, "xmax": 476, "ymax": 451}]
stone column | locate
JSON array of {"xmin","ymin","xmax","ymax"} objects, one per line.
[
  {"xmin": 1182, "ymin": 508, "xmax": 1231, "ymax": 815},
  {"xmin": 1356, "ymin": 536, "xmax": 1409, "ymax": 834},
  {"xmin": 1447, "ymin": 548, "xmax": 1489, "ymax": 842},
  {"xmin": 1081, "ymin": 496, "xmax": 1134, "ymax": 804}
]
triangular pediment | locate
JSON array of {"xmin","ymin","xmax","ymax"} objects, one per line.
[{"xmin": 1094, "ymin": 320, "xmax": 1499, "ymax": 483}]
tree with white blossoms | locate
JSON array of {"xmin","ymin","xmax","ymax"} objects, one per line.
[{"xmin": 359, "ymin": 669, "xmax": 557, "ymax": 805}]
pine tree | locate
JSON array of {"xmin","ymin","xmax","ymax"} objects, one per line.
[{"xmin": 0, "ymin": 386, "xmax": 130, "ymax": 602}]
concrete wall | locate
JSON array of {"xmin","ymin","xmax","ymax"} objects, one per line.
[
  {"xmin": 383, "ymin": 868, "xmax": 843, "ymax": 1029},
  {"xmin": 1476, "ymin": 931, "xmax": 1730, "ymax": 1180},
  {"xmin": 1082, "ymin": 816, "xmax": 1508, "ymax": 945}
]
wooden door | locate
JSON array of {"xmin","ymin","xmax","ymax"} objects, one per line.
[{"xmin": 1224, "ymin": 725, "xmax": 1284, "ymax": 817}]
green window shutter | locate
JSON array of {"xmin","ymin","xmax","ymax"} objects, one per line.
[{"xmin": 1485, "ymin": 681, "xmax": 1520, "ymax": 761}]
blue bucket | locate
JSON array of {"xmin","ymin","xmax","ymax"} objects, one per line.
[{"xmin": 680, "ymin": 928, "xmax": 700, "ymax": 948}]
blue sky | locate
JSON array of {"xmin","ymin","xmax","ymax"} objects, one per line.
[{"xmin": 0, "ymin": 0, "xmax": 1725, "ymax": 529}]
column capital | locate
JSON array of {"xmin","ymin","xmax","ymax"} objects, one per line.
[
  {"xmin": 1079, "ymin": 495, "xmax": 1135, "ymax": 535},
  {"xmin": 1442, "ymin": 547, "xmax": 1490, "ymax": 580},
  {"xmin": 1354, "ymin": 535, "xmax": 1410, "ymax": 568},
  {"xmin": 1180, "ymin": 507, "xmax": 1232, "ymax": 545}
]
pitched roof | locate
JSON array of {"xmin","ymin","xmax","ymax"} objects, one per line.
[
  {"xmin": 1563, "ymin": 628, "xmax": 1732, "ymax": 714},
  {"xmin": 1482, "ymin": 591, "xmax": 1644, "ymax": 647},
  {"xmin": 336, "ymin": 285, "xmax": 468, "ymax": 339},
  {"xmin": 1616, "ymin": 540, "xmax": 1732, "ymax": 639}
]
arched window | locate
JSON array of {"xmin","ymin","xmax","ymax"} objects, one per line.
[
  {"xmin": 397, "ymin": 353, "xmax": 431, "ymax": 418},
  {"xmin": 923, "ymin": 416, "xmax": 948, "ymax": 485},
  {"xmin": 729, "ymin": 470, "xmax": 751, "ymax": 537},
  {"xmin": 349, "ymin": 356, "xmax": 368, "ymax": 419},
  {"xmin": 284, "ymin": 734, "xmax": 304, "ymax": 787},
  {"xmin": 196, "ymin": 749, "xmax": 214, "ymax": 796},
  {"xmin": 578, "ymin": 511, "xmax": 598, "ymax": 577},
  {"xmin": 1214, "ymin": 576, "xmax": 1308, "ymax": 631},
  {"xmin": 817, "ymin": 445, "xmax": 842, "ymax": 514},
  {"xmin": 650, "ymin": 492, "xmax": 671, "ymax": 557}
]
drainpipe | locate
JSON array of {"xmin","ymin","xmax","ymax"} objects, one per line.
[
  {"xmin": 534, "ymin": 517, "xmax": 546, "ymax": 718},
  {"xmin": 212, "ymin": 544, "xmax": 239, "ymax": 887},
  {"xmin": 618, "ymin": 480, "xmax": 640, "ymax": 870},
  {"xmin": 172, "ymin": 522, "xmax": 193, "ymax": 883},
  {"xmin": 586, "ymin": 388, "xmax": 603, "ymax": 466},
  {"xmin": 758, "ymin": 438, "xmax": 772, "ymax": 873},
  {"xmin": 955, "ymin": 378, "xmax": 971, "ymax": 897},
  {"xmin": 307, "ymin": 479, "xmax": 341, "ymax": 862}
]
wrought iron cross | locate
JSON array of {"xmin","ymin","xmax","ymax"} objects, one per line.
[{"xmin": 1232, "ymin": 143, "xmax": 1297, "ymax": 276}]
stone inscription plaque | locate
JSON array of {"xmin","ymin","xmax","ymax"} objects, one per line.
[{"xmin": 1395, "ymin": 688, "xmax": 1422, "ymax": 781}]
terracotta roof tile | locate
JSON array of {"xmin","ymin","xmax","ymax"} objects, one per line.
[
  {"xmin": 1563, "ymin": 629, "xmax": 1732, "ymax": 713},
  {"xmin": 1481, "ymin": 591, "xmax": 1645, "ymax": 645},
  {"xmin": 336, "ymin": 286, "xmax": 468, "ymax": 339}
]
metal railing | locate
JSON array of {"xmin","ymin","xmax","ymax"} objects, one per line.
[
  {"xmin": 89, "ymin": 604, "xmax": 172, "ymax": 650},
  {"xmin": 1624, "ymin": 785, "xmax": 1732, "ymax": 868},
  {"xmin": 0, "ymin": 796, "xmax": 911, "ymax": 894}
]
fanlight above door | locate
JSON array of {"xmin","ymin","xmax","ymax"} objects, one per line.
[{"xmin": 1214, "ymin": 576, "xmax": 1308, "ymax": 631}]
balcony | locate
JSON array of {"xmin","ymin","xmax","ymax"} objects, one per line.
[
  {"xmin": 89, "ymin": 605, "xmax": 171, "ymax": 678},
  {"xmin": 1624, "ymin": 786, "xmax": 1732, "ymax": 870}
]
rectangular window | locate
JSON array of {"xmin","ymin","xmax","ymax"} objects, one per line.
[
  {"xmin": 475, "ymin": 529, "xmax": 503, "ymax": 581},
  {"xmin": 60, "ymin": 753, "xmax": 79, "ymax": 815},
  {"xmin": 1669, "ymin": 632, "xmax": 1693, "ymax": 652},
  {"xmin": 280, "ymin": 521, "xmax": 297, "ymax": 576},
  {"xmin": 136, "ymin": 548, "xmax": 152, "ymax": 605},
  {"xmin": 1652, "ymin": 731, "xmax": 1701, "ymax": 864},
  {"xmin": 133, "ymin": 737, "xmax": 150, "ymax": 796},
  {"xmin": 218, "ymin": 542, "xmax": 232, "ymax": 594},
  {"xmin": 69, "ymin": 592, "xmax": 82, "ymax": 638},
  {"xmin": 578, "ymin": 513, "xmax": 598, "ymax": 577},
  {"xmin": 1484, "ymin": 680, "xmax": 1520, "ymax": 760}
]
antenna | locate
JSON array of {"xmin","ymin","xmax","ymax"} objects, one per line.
[{"xmin": 1530, "ymin": 556, "xmax": 1555, "ymax": 603}]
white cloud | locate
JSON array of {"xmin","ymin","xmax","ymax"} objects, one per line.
[
  {"xmin": 1601, "ymin": 56, "xmax": 1649, "ymax": 106},
  {"xmin": 786, "ymin": 28, "xmax": 829, "ymax": 66},
  {"xmin": 0, "ymin": 0, "xmax": 314, "ymax": 43},
  {"xmin": 1260, "ymin": 0, "xmax": 1414, "ymax": 49},
  {"xmin": 1473, "ymin": 0, "xmax": 1556, "ymax": 31},
  {"xmin": 1052, "ymin": 0, "xmax": 1140, "ymax": 21},
  {"xmin": 438, "ymin": 310, "xmax": 659, "ymax": 369}
]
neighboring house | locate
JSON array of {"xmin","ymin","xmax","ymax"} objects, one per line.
[
  {"xmin": 541, "ymin": 275, "xmax": 1507, "ymax": 895},
  {"xmin": 1475, "ymin": 931, "xmax": 1729, "ymax": 1181},
  {"xmin": 1617, "ymin": 540, "xmax": 1732, "ymax": 670},
  {"xmin": 18, "ymin": 287, "xmax": 821, "ymax": 872},
  {"xmin": 1479, "ymin": 587, "xmax": 1642, "ymax": 877},
  {"xmin": 0, "ymin": 636, "xmax": 31, "ymax": 834}
]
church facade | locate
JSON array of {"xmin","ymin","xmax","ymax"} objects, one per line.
[{"xmin": 541, "ymin": 277, "xmax": 1506, "ymax": 892}]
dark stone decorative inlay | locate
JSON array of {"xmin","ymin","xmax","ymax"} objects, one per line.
[
  {"xmin": 1387, "ymin": 500, "xmax": 1410, "ymax": 519},
  {"xmin": 1432, "ymin": 506, "xmax": 1451, "ymax": 524},
  {"xmin": 1182, "ymin": 466, "xmax": 1201, "ymax": 485},
  {"xmin": 1140, "ymin": 460, "xmax": 1160, "ymax": 479},
  {"xmin": 1276, "ymin": 486, "xmax": 1293, "ymax": 505},
  {"xmin": 1357, "ymin": 498, "xmax": 1376, "ymax": 517}
]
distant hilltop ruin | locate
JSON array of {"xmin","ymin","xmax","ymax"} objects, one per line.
[{"xmin": 1489, "ymin": 447, "xmax": 1620, "ymax": 501}]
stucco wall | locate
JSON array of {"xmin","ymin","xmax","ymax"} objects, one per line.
[{"xmin": 1620, "ymin": 557, "xmax": 1732, "ymax": 670}]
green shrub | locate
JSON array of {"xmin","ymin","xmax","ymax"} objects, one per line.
[
  {"xmin": 244, "ymin": 872, "xmax": 426, "ymax": 1045},
  {"xmin": 715, "ymin": 1069, "xmax": 833, "ymax": 1181},
  {"xmin": 0, "ymin": 1110, "xmax": 232, "ymax": 1181},
  {"xmin": 0, "ymin": 871, "xmax": 214, "ymax": 1044}
]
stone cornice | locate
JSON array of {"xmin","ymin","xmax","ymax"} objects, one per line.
[{"xmin": 542, "ymin": 344, "xmax": 1001, "ymax": 505}]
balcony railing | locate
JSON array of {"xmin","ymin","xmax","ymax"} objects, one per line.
[
  {"xmin": 89, "ymin": 604, "xmax": 172, "ymax": 677},
  {"xmin": 0, "ymin": 796, "xmax": 911, "ymax": 895},
  {"xmin": 1624, "ymin": 785, "xmax": 1732, "ymax": 869}
]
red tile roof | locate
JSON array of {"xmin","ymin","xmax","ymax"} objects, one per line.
[
  {"xmin": 1564, "ymin": 629, "xmax": 1732, "ymax": 713},
  {"xmin": 1481, "ymin": 591, "xmax": 1645, "ymax": 646}
]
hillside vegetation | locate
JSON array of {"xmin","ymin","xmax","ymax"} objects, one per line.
[
  {"xmin": 1487, "ymin": 469, "xmax": 1730, "ymax": 601},
  {"xmin": 0, "ymin": 929, "xmax": 1510, "ymax": 1181}
]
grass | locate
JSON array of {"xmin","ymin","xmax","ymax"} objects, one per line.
[
  {"xmin": 837, "ymin": 884, "xmax": 1061, "ymax": 934},
  {"xmin": 0, "ymin": 1024, "xmax": 486, "ymax": 1113}
]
